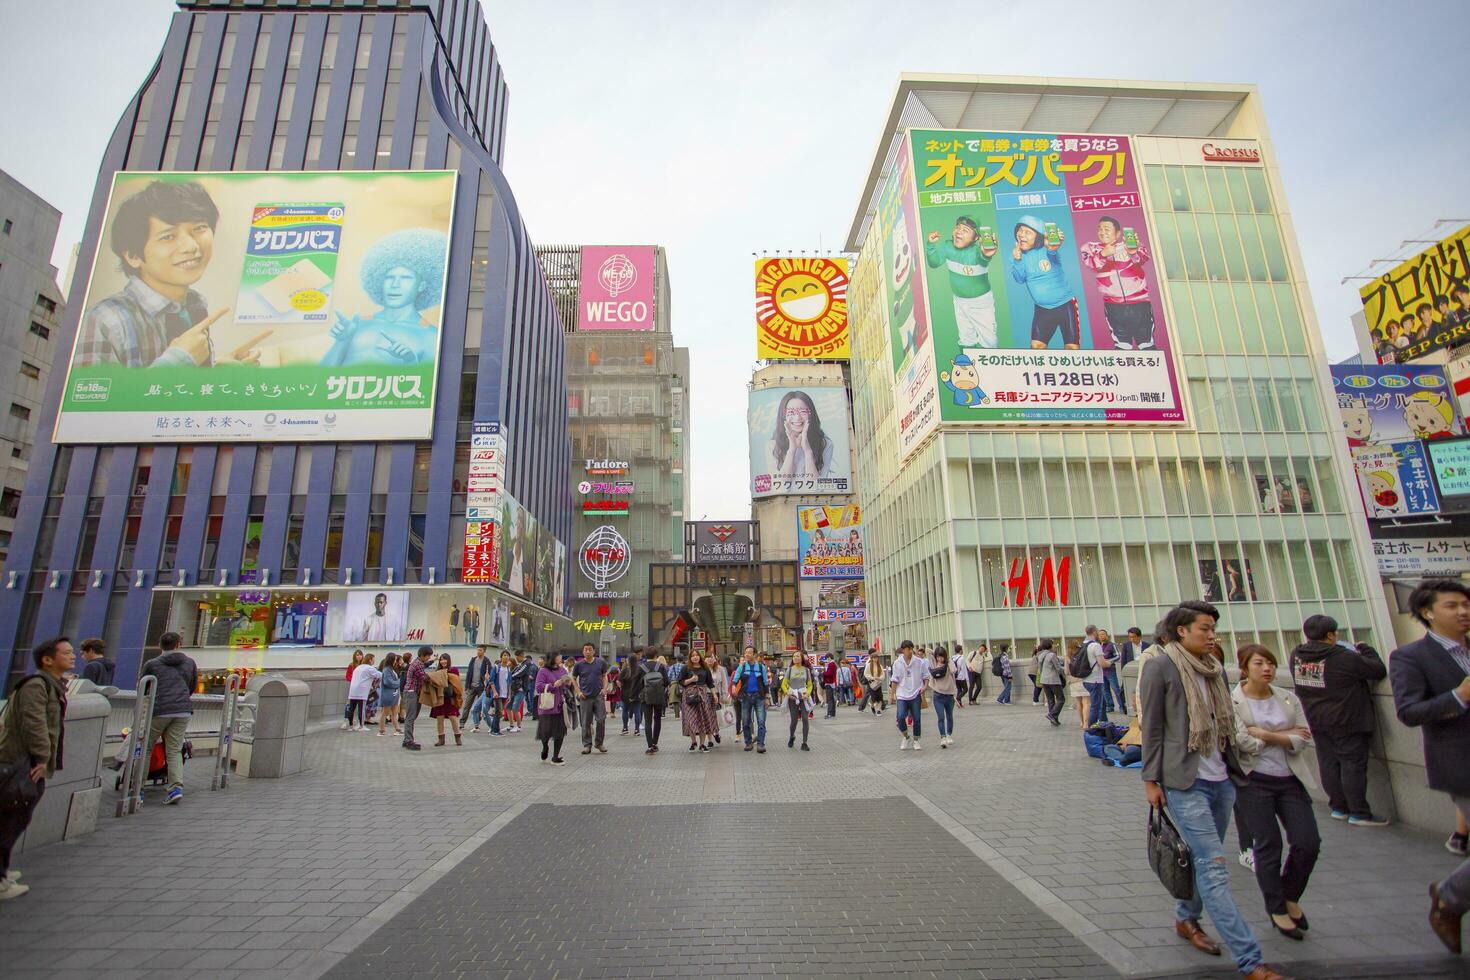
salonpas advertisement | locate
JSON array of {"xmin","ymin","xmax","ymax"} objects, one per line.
[
  {"xmin": 904, "ymin": 130, "xmax": 1186, "ymax": 425},
  {"xmin": 55, "ymin": 170, "xmax": 457, "ymax": 443}
]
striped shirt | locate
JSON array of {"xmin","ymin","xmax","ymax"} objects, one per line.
[{"xmin": 75, "ymin": 276, "xmax": 207, "ymax": 368}]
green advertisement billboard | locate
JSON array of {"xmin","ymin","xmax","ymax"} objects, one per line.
[{"xmin": 54, "ymin": 169, "xmax": 457, "ymax": 443}]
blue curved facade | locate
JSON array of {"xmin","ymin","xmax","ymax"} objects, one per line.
[{"xmin": 0, "ymin": 0, "xmax": 573, "ymax": 685}]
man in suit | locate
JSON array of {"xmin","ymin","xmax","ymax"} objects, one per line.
[
  {"xmin": 1140, "ymin": 600, "xmax": 1284, "ymax": 980},
  {"xmin": 1389, "ymin": 579, "xmax": 1470, "ymax": 955}
]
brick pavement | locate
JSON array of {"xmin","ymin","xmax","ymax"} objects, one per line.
[{"xmin": 0, "ymin": 702, "xmax": 1464, "ymax": 978}]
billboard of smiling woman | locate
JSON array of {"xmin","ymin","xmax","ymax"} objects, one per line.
[{"xmin": 53, "ymin": 169, "xmax": 457, "ymax": 443}]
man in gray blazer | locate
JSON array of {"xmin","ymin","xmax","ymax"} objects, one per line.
[
  {"xmin": 1389, "ymin": 579, "xmax": 1470, "ymax": 955},
  {"xmin": 1140, "ymin": 601, "xmax": 1283, "ymax": 980}
]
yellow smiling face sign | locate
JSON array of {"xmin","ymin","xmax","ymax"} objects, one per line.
[{"xmin": 755, "ymin": 256, "xmax": 850, "ymax": 360}]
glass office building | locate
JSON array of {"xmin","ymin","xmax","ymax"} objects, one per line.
[
  {"xmin": 0, "ymin": 0, "xmax": 575, "ymax": 685},
  {"xmin": 846, "ymin": 76, "xmax": 1388, "ymax": 656}
]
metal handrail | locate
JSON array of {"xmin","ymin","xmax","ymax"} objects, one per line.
[
  {"xmin": 210, "ymin": 674, "xmax": 242, "ymax": 790},
  {"xmin": 115, "ymin": 675, "xmax": 156, "ymax": 817}
]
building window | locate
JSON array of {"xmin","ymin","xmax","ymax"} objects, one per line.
[
  {"xmin": 35, "ymin": 295, "xmax": 56, "ymax": 314},
  {"xmin": 0, "ymin": 489, "xmax": 19, "ymax": 518},
  {"xmin": 8, "ymin": 403, "xmax": 31, "ymax": 422},
  {"xmin": 2, "ymin": 219, "xmax": 10, "ymax": 234},
  {"xmin": 29, "ymin": 322, "xmax": 49, "ymax": 340},
  {"xmin": 18, "ymin": 362, "xmax": 39, "ymax": 380}
]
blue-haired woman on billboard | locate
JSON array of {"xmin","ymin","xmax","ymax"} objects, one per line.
[
  {"xmin": 765, "ymin": 390, "xmax": 834, "ymax": 480},
  {"xmin": 320, "ymin": 228, "xmax": 447, "ymax": 366}
]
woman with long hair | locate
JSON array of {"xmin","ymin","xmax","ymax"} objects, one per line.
[
  {"xmin": 707, "ymin": 653, "xmax": 730, "ymax": 745},
  {"xmin": 781, "ymin": 652, "xmax": 818, "ymax": 751},
  {"xmin": 340, "ymin": 649, "xmax": 366, "ymax": 730},
  {"xmin": 620, "ymin": 650, "xmax": 644, "ymax": 737},
  {"xmin": 534, "ymin": 652, "xmax": 574, "ymax": 764},
  {"xmin": 680, "ymin": 654, "xmax": 719, "ymax": 752},
  {"xmin": 375, "ymin": 653, "xmax": 403, "ymax": 736},
  {"xmin": 1231, "ymin": 644, "xmax": 1321, "ymax": 941},
  {"xmin": 929, "ymin": 645, "xmax": 958, "ymax": 747},
  {"xmin": 345, "ymin": 652, "xmax": 379, "ymax": 731},
  {"xmin": 862, "ymin": 652, "xmax": 886, "ymax": 715},
  {"xmin": 1065, "ymin": 638, "xmax": 1091, "ymax": 730},
  {"xmin": 424, "ymin": 652, "xmax": 464, "ymax": 747},
  {"xmin": 765, "ymin": 390, "xmax": 834, "ymax": 479}
]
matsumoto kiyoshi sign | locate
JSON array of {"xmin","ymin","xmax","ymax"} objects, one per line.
[{"xmin": 54, "ymin": 170, "xmax": 456, "ymax": 443}]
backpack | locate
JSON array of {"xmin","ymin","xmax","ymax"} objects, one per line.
[
  {"xmin": 991, "ymin": 654, "xmax": 1005, "ymax": 677},
  {"xmin": 1068, "ymin": 643, "xmax": 1093, "ymax": 680},
  {"xmin": 641, "ymin": 666, "xmax": 667, "ymax": 707}
]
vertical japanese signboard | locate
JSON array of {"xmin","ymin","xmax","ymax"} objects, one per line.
[
  {"xmin": 754, "ymin": 256, "xmax": 850, "ymax": 359},
  {"xmin": 898, "ymin": 129, "xmax": 1186, "ymax": 426},
  {"xmin": 1361, "ymin": 224, "xmax": 1470, "ymax": 363},
  {"xmin": 1352, "ymin": 442, "xmax": 1439, "ymax": 518},
  {"xmin": 577, "ymin": 245, "xmax": 656, "ymax": 331},
  {"xmin": 462, "ymin": 421, "xmax": 504, "ymax": 584},
  {"xmin": 54, "ymin": 170, "xmax": 456, "ymax": 443}
]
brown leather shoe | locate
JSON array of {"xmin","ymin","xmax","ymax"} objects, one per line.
[
  {"xmin": 1241, "ymin": 967, "xmax": 1290, "ymax": 980},
  {"xmin": 1175, "ymin": 919, "xmax": 1221, "ymax": 956},
  {"xmin": 1430, "ymin": 882, "xmax": 1464, "ymax": 954}
]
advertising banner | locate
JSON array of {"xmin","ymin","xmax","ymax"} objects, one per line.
[
  {"xmin": 747, "ymin": 385, "xmax": 852, "ymax": 497},
  {"xmin": 796, "ymin": 504, "xmax": 864, "ymax": 579},
  {"xmin": 463, "ymin": 421, "xmax": 504, "ymax": 584},
  {"xmin": 1332, "ymin": 364, "xmax": 1464, "ymax": 446},
  {"xmin": 814, "ymin": 607, "xmax": 866, "ymax": 623},
  {"xmin": 754, "ymin": 256, "xmax": 849, "ymax": 359},
  {"xmin": 1373, "ymin": 537, "xmax": 1470, "ymax": 577},
  {"xmin": 1200, "ymin": 556, "xmax": 1258, "ymax": 603},
  {"xmin": 221, "ymin": 590, "xmax": 272, "ymax": 649},
  {"xmin": 903, "ymin": 129, "xmax": 1186, "ymax": 425},
  {"xmin": 877, "ymin": 138, "xmax": 940, "ymax": 460},
  {"xmin": 1352, "ymin": 442, "xmax": 1439, "ymax": 518},
  {"xmin": 54, "ymin": 170, "xmax": 456, "ymax": 443},
  {"xmin": 1362, "ymin": 224, "xmax": 1470, "ymax": 363},
  {"xmin": 578, "ymin": 245, "xmax": 656, "ymax": 331},
  {"xmin": 688, "ymin": 521, "xmax": 754, "ymax": 564},
  {"xmin": 1427, "ymin": 436, "xmax": 1470, "ymax": 498},
  {"xmin": 342, "ymin": 590, "xmax": 410, "ymax": 642}
]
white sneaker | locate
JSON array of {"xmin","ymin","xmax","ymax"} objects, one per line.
[
  {"xmin": 900, "ymin": 736, "xmax": 911, "ymax": 750},
  {"xmin": 339, "ymin": 720, "xmax": 351, "ymax": 730},
  {"xmin": 0, "ymin": 879, "xmax": 29, "ymax": 900},
  {"xmin": 471, "ymin": 726, "xmax": 481, "ymax": 733},
  {"xmin": 1238, "ymin": 849, "xmax": 1255, "ymax": 871},
  {"xmin": 913, "ymin": 740, "xmax": 923, "ymax": 751},
  {"xmin": 3, "ymin": 870, "xmax": 19, "ymax": 883}
]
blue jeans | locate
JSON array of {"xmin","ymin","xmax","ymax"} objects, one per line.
[
  {"xmin": 1103, "ymin": 669, "xmax": 1126, "ymax": 713},
  {"xmin": 470, "ymin": 691, "xmax": 498, "ymax": 731},
  {"xmin": 620, "ymin": 700, "xmax": 643, "ymax": 731},
  {"xmin": 896, "ymin": 696, "xmax": 922, "ymax": 739},
  {"xmin": 1084, "ymin": 682, "xmax": 1108, "ymax": 726},
  {"xmin": 932, "ymin": 693, "xmax": 955, "ymax": 736},
  {"xmin": 997, "ymin": 678, "xmax": 1012, "ymax": 703},
  {"xmin": 1165, "ymin": 778, "xmax": 1263, "ymax": 974},
  {"xmin": 741, "ymin": 694, "xmax": 767, "ymax": 745}
]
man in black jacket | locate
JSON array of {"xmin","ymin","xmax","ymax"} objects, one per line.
[
  {"xmin": 1390, "ymin": 579, "xmax": 1470, "ymax": 955},
  {"xmin": 140, "ymin": 632, "xmax": 198, "ymax": 806},
  {"xmin": 1289, "ymin": 614, "xmax": 1389, "ymax": 826},
  {"xmin": 78, "ymin": 637, "xmax": 115, "ymax": 687}
]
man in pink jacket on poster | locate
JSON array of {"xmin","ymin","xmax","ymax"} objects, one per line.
[{"xmin": 1080, "ymin": 214, "xmax": 1156, "ymax": 351}]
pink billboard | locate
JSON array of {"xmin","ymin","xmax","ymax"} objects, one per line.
[{"xmin": 577, "ymin": 245, "xmax": 657, "ymax": 331}]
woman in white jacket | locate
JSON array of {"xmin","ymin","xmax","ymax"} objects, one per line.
[{"xmin": 1231, "ymin": 644, "xmax": 1321, "ymax": 943}]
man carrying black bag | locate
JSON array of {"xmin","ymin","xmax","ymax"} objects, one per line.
[{"xmin": 0, "ymin": 637, "xmax": 73, "ymax": 900}]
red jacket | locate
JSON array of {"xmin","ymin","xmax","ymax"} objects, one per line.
[
  {"xmin": 822, "ymin": 661, "xmax": 838, "ymax": 685},
  {"xmin": 1080, "ymin": 241, "xmax": 1151, "ymax": 304}
]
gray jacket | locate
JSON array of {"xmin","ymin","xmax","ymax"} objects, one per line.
[
  {"xmin": 141, "ymin": 649, "xmax": 198, "ymax": 716},
  {"xmin": 1036, "ymin": 649, "xmax": 1064, "ymax": 686},
  {"xmin": 1138, "ymin": 653, "xmax": 1243, "ymax": 791}
]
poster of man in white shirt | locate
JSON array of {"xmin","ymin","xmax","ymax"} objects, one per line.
[{"xmin": 345, "ymin": 590, "xmax": 409, "ymax": 643}]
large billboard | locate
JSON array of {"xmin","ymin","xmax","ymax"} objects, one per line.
[
  {"xmin": 899, "ymin": 129, "xmax": 1186, "ymax": 426},
  {"xmin": 578, "ymin": 245, "xmax": 655, "ymax": 331},
  {"xmin": 1352, "ymin": 442, "xmax": 1439, "ymax": 518},
  {"xmin": 755, "ymin": 256, "xmax": 849, "ymax": 359},
  {"xmin": 1362, "ymin": 224, "xmax": 1470, "ymax": 363},
  {"xmin": 54, "ymin": 170, "xmax": 456, "ymax": 443},
  {"xmin": 747, "ymin": 384, "xmax": 852, "ymax": 497},
  {"xmin": 796, "ymin": 504, "xmax": 864, "ymax": 579},
  {"xmin": 1332, "ymin": 364, "xmax": 1464, "ymax": 446},
  {"xmin": 877, "ymin": 137, "xmax": 940, "ymax": 461}
]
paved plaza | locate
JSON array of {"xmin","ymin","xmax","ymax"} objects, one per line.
[{"xmin": 1, "ymin": 697, "xmax": 1468, "ymax": 979}]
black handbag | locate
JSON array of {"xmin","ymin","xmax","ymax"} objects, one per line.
[
  {"xmin": 0, "ymin": 759, "xmax": 41, "ymax": 813},
  {"xmin": 1147, "ymin": 804, "xmax": 1194, "ymax": 901}
]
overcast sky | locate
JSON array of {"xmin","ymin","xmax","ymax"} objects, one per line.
[{"xmin": 4, "ymin": 0, "xmax": 1469, "ymax": 521}]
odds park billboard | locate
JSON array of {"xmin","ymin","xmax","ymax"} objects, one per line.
[
  {"xmin": 1362, "ymin": 223, "xmax": 1470, "ymax": 363},
  {"xmin": 54, "ymin": 170, "xmax": 456, "ymax": 443},
  {"xmin": 884, "ymin": 129, "xmax": 1187, "ymax": 438},
  {"xmin": 754, "ymin": 256, "xmax": 849, "ymax": 359},
  {"xmin": 577, "ymin": 245, "xmax": 656, "ymax": 331}
]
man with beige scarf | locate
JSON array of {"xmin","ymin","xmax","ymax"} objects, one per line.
[{"xmin": 1139, "ymin": 601, "xmax": 1288, "ymax": 980}]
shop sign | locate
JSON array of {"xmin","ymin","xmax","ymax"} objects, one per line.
[
  {"xmin": 585, "ymin": 458, "xmax": 629, "ymax": 474},
  {"xmin": 814, "ymin": 607, "xmax": 866, "ymax": 622},
  {"xmin": 575, "ymin": 618, "xmax": 632, "ymax": 633},
  {"xmin": 578, "ymin": 479, "xmax": 634, "ymax": 494},
  {"xmin": 687, "ymin": 520, "xmax": 755, "ymax": 564},
  {"xmin": 1201, "ymin": 142, "xmax": 1262, "ymax": 163},
  {"xmin": 463, "ymin": 421, "xmax": 504, "ymax": 583},
  {"xmin": 1003, "ymin": 556, "xmax": 1072, "ymax": 607},
  {"xmin": 582, "ymin": 500, "xmax": 630, "ymax": 515},
  {"xmin": 1374, "ymin": 537, "xmax": 1470, "ymax": 577}
]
